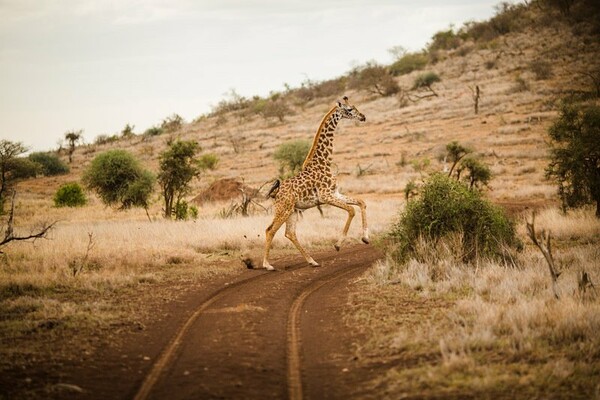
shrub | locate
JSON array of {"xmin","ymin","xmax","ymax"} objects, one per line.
[
  {"xmin": 121, "ymin": 124, "xmax": 135, "ymax": 138},
  {"xmin": 461, "ymin": 3, "xmax": 529, "ymax": 43},
  {"xmin": 94, "ymin": 134, "xmax": 119, "ymax": 145},
  {"xmin": 274, "ymin": 139, "xmax": 311, "ymax": 177},
  {"xmin": 161, "ymin": 114, "xmax": 184, "ymax": 133},
  {"xmin": 261, "ymin": 99, "xmax": 292, "ymax": 122},
  {"xmin": 348, "ymin": 62, "xmax": 399, "ymax": 97},
  {"xmin": 512, "ymin": 75, "xmax": 530, "ymax": 92},
  {"xmin": 529, "ymin": 59, "xmax": 553, "ymax": 80},
  {"xmin": 389, "ymin": 52, "xmax": 428, "ymax": 76},
  {"xmin": 174, "ymin": 200, "xmax": 198, "ymax": 220},
  {"xmin": 428, "ymin": 28, "xmax": 462, "ymax": 52},
  {"xmin": 28, "ymin": 152, "xmax": 69, "ymax": 176},
  {"xmin": 6, "ymin": 158, "xmax": 40, "ymax": 180},
  {"xmin": 144, "ymin": 127, "xmax": 164, "ymax": 137},
  {"xmin": 54, "ymin": 182, "xmax": 87, "ymax": 207},
  {"xmin": 413, "ymin": 72, "xmax": 441, "ymax": 90},
  {"xmin": 82, "ymin": 150, "xmax": 155, "ymax": 212},
  {"xmin": 198, "ymin": 153, "xmax": 219, "ymax": 171},
  {"xmin": 292, "ymin": 77, "xmax": 347, "ymax": 103},
  {"xmin": 389, "ymin": 174, "xmax": 517, "ymax": 263}
]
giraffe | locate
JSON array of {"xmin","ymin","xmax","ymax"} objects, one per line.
[{"xmin": 262, "ymin": 96, "xmax": 368, "ymax": 270}]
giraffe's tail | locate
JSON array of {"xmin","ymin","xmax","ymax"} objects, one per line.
[{"xmin": 266, "ymin": 179, "xmax": 281, "ymax": 199}]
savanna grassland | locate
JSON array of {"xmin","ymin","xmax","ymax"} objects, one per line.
[{"xmin": 2, "ymin": 1, "xmax": 600, "ymax": 398}]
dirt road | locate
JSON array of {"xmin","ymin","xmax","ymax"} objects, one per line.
[{"xmin": 39, "ymin": 244, "xmax": 381, "ymax": 400}]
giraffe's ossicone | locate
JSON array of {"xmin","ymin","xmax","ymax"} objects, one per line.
[{"xmin": 262, "ymin": 96, "xmax": 369, "ymax": 270}]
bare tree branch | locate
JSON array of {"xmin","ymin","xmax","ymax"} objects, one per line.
[
  {"xmin": 0, "ymin": 191, "xmax": 56, "ymax": 251},
  {"xmin": 526, "ymin": 212, "xmax": 561, "ymax": 299}
]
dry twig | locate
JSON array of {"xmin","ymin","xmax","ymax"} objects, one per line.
[{"xmin": 526, "ymin": 212, "xmax": 561, "ymax": 299}]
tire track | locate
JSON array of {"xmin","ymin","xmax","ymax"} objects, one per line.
[
  {"xmin": 134, "ymin": 244, "xmax": 376, "ymax": 400},
  {"xmin": 133, "ymin": 253, "xmax": 323, "ymax": 400},
  {"xmin": 286, "ymin": 264, "xmax": 367, "ymax": 400},
  {"xmin": 133, "ymin": 269, "xmax": 272, "ymax": 400}
]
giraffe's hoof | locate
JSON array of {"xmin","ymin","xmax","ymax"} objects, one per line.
[
  {"xmin": 264, "ymin": 264, "xmax": 276, "ymax": 271},
  {"xmin": 362, "ymin": 237, "xmax": 370, "ymax": 245},
  {"xmin": 334, "ymin": 244, "xmax": 341, "ymax": 251},
  {"xmin": 310, "ymin": 261, "xmax": 320, "ymax": 268}
]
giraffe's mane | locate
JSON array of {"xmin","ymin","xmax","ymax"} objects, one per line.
[{"xmin": 301, "ymin": 105, "xmax": 338, "ymax": 170}]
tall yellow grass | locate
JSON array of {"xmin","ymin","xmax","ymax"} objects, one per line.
[{"xmin": 356, "ymin": 207, "xmax": 600, "ymax": 395}]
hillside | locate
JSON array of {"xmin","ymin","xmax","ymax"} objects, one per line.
[
  {"xmin": 2, "ymin": 2, "xmax": 600, "ymax": 398},
  {"xmin": 17, "ymin": 3, "xmax": 599, "ymax": 211}
]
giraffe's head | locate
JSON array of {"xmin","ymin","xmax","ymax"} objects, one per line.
[{"xmin": 337, "ymin": 96, "xmax": 366, "ymax": 122}]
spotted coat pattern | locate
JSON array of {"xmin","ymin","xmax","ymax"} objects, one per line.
[{"xmin": 262, "ymin": 97, "xmax": 369, "ymax": 270}]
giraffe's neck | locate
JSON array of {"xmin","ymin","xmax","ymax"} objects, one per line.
[{"xmin": 301, "ymin": 106, "xmax": 341, "ymax": 172}]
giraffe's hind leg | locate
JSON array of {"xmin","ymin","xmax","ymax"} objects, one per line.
[
  {"xmin": 285, "ymin": 211, "xmax": 319, "ymax": 267},
  {"xmin": 263, "ymin": 208, "xmax": 291, "ymax": 271}
]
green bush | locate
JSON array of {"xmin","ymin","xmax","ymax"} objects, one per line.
[
  {"xmin": 144, "ymin": 127, "xmax": 164, "ymax": 137},
  {"xmin": 54, "ymin": 182, "xmax": 87, "ymax": 207},
  {"xmin": 82, "ymin": 150, "xmax": 155, "ymax": 210},
  {"xmin": 274, "ymin": 139, "xmax": 311, "ymax": 177},
  {"xmin": 198, "ymin": 153, "xmax": 219, "ymax": 171},
  {"xmin": 174, "ymin": 200, "xmax": 198, "ymax": 220},
  {"xmin": 6, "ymin": 158, "xmax": 40, "ymax": 180},
  {"xmin": 389, "ymin": 52, "xmax": 428, "ymax": 76},
  {"xmin": 389, "ymin": 174, "xmax": 517, "ymax": 263},
  {"xmin": 28, "ymin": 152, "xmax": 69, "ymax": 176},
  {"xmin": 428, "ymin": 28, "xmax": 462, "ymax": 52}
]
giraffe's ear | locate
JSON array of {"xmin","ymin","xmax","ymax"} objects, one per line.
[
  {"xmin": 342, "ymin": 96, "xmax": 349, "ymax": 104},
  {"xmin": 337, "ymin": 100, "xmax": 342, "ymax": 107}
]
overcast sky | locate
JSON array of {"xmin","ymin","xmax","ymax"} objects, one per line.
[{"xmin": 0, "ymin": 0, "xmax": 502, "ymax": 152}]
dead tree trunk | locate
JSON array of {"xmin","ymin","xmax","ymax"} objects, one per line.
[{"xmin": 526, "ymin": 212, "xmax": 561, "ymax": 299}]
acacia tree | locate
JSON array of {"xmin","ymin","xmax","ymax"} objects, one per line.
[
  {"xmin": 457, "ymin": 157, "xmax": 492, "ymax": 189},
  {"xmin": 158, "ymin": 140, "xmax": 201, "ymax": 219},
  {"xmin": 83, "ymin": 150, "xmax": 155, "ymax": 219},
  {"xmin": 64, "ymin": 130, "xmax": 83, "ymax": 163},
  {"xmin": 0, "ymin": 140, "xmax": 28, "ymax": 214},
  {"xmin": 546, "ymin": 101, "xmax": 600, "ymax": 217},
  {"xmin": 445, "ymin": 141, "xmax": 472, "ymax": 177}
]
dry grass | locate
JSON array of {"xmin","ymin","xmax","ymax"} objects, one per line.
[{"xmin": 349, "ymin": 207, "xmax": 600, "ymax": 398}]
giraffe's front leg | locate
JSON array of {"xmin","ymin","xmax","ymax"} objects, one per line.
[
  {"xmin": 339, "ymin": 194, "xmax": 369, "ymax": 244},
  {"xmin": 322, "ymin": 196, "xmax": 356, "ymax": 251}
]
